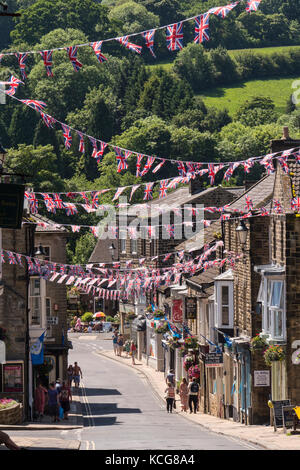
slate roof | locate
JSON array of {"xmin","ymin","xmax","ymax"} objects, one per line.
[
  {"xmin": 175, "ymin": 220, "xmax": 221, "ymax": 252},
  {"xmin": 186, "ymin": 266, "xmax": 219, "ymax": 298},
  {"xmin": 23, "ymin": 214, "xmax": 67, "ymax": 233},
  {"xmin": 227, "ymin": 173, "xmax": 275, "ymax": 211}
]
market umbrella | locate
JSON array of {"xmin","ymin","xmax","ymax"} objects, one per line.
[{"xmin": 93, "ymin": 312, "xmax": 106, "ymax": 319}]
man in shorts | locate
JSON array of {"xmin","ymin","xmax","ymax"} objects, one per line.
[{"xmin": 73, "ymin": 362, "xmax": 83, "ymax": 388}]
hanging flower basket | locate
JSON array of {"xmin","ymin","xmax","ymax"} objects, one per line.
[
  {"xmin": 183, "ymin": 355, "xmax": 195, "ymax": 371},
  {"xmin": 184, "ymin": 336, "xmax": 198, "ymax": 350},
  {"xmin": 188, "ymin": 365, "xmax": 200, "ymax": 379},
  {"xmin": 264, "ymin": 345, "xmax": 286, "ymax": 367},
  {"xmin": 153, "ymin": 309, "xmax": 164, "ymax": 319},
  {"xmin": 250, "ymin": 334, "xmax": 268, "ymax": 351},
  {"xmin": 168, "ymin": 337, "xmax": 181, "ymax": 348},
  {"xmin": 154, "ymin": 321, "xmax": 169, "ymax": 334}
]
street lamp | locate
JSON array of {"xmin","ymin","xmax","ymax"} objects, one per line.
[
  {"xmin": 236, "ymin": 220, "xmax": 248, "ymax": 250},
  {"xmin": 109, "ymin": 242, "xmax": 116, "ymax": 261},
  {"xmin": 34, "ymin": 245, "xmax": 46, "ymax": 260}
]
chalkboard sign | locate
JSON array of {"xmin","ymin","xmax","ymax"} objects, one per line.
[
  {"xmin": 272, "ymin": 399, "xmax": 291, "ymax": 429},
  {"xmin": 185, "ymin": 297, "xmax": 197, "ymax": 320},
  {"xmin": 282, "ymin": 405, "xmax": 295, "ymax": 431},
  {"xmin": 206, "ymin": 352, "xmax": 223, "ymax": 368}
]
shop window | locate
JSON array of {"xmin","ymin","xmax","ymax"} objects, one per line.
[
  {"xmin": 130, "ymin": 238, "xmax": 137, "ymax": 254},
  {"xmin": 120, "ymin": 238, "xmax": 126, "ymax": 254}
]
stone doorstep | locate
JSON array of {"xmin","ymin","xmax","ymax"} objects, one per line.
[{"xmin": 98, "ymin": 350, "xmax": 300, "ymax": 451}]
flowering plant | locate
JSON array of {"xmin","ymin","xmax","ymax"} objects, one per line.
[
  {"xmin": 167, "ymin": 336, "xmax": 181, "ymax": 348},
  {"xmin": 264, "ymin": 345, "xmax": 286, "ymax": 366},
  {"xmin": 183, "ymin": 354, "xmax": 195, "ymax": 371},
  {"xmin": 188, "ymin": 365, "xmax": 200, "ymax": 379},
  {"xmin": 250, "ymin": 334, "xmax": 268, "ymax": 351},
  {"xmin": 153, "ymin": 309, "xmax": 164, "ymax": 318},
  {"xmin": 0, "ymin": 398, "xmax": 18, "ymax": 410},
  {"xmin": 154, "ymin": 321, "xmax": 169, "ymax": 334},
  {"xmin": 184, "ymin": 336, "xmax": 198, "ymax": 350}
]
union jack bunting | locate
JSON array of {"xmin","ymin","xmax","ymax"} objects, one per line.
[
  {"xmin": 114, "ymin": 147, "xmax": 129, "ymax": 172},
  {"xmin": 61, "ymin": 124, "xmax": 72, "ymax": 149},
  {"xmin": 130, "ymin": 185, "xmax": 140, "ymax": 202},
  {"xmin": 25, "ymin": 192, "xmax": 39, "ymax": 214},
  {"xmin": 112, "ymin": 187, "xmax": 126, "ymax": 201},
  {"xmin": 143, "ymin": 182, "xmax": 154, "ymax": 201},
  {"xmin": 21, "ymin": 99, "xmax": 47, "ymax": 113},
  {"xmin": 53, "ymin": 193, "xmax": 64, "ymax": 209},
  {"xmin": 277, "ymin": 156, "xmax": 289, "ymax": 174},
  {"xmin": 159, "ymin": 180, "xmax": 169, "ymax": 198},
  {"xmin": 7, "ymin": 251, "xmax": 17, "ymax": 265},
  {"xmin": 40, "ymin": 50, "xmax": 53, "ymax": 77},
  {"xmin": 15, "ymin": 253, "xmax": 23, "ymax": 266},
  {"xmin": 116, "ymin": 36, "xmax": 142, "ymax": 54},
  {"xmin": 15, "ymin": 52, "xmax": 28, "ymax": 80},
  {"xmin": 91, "ymin": 191, "xmax": 100, "ymax": 208},
  {"xmin": 194, "ymin": 14, "xmax": 210, "ymax": 44},
  {"xmin": 0, "ymin": 54, "xmax": 3, "ymax": 63},
  {"xmin": 71, "ymin": 225, "xmax": 81, "ymax": 233},
  {"xmin": 94, "ymin": 141, "xmax": 107, "ymax": 162},
  {"xmin": 209, "ymin": 2, "xmax": 239, "ymax": 18},
  {"xmin": 152, "ymin": 159, "xmax": 165, "ymax": 174},
  {"xmin": 90, "ymin": 41, "xmax": 108, "ymax": 64},
  {"xmin": 273, "ymin": 200, "xmax": 283, "ymax": 214},
  {"xmin": 136, "ymin": 154, "xmax": 144, "ymax": 177},
  {"xmin": 79, "ymin": 192, "xmax": 89, "ymax": 204},
  {"xmin": 260, "ymin": 154, "xmax": 275, "ymax": 174},
  {"xmin": 165, "ymin": 225, "xmax": 175, "ymax": 238},
  {"xmin": 208, "ymin": 164, "xmax": 216, "ymax": 185},
  {"xmin": 260, "ymin": 207, "xmax": 269, "ymax": 217},
  {"xmin": 243, "ymin": 158, "xmax": 255, "ymax": 173},
  {"xmin": 5, "ymin": 75, "xmax": 24, "ymax": 96},
  {"xmin": 223, "ymin": 163, "xmax": 238, "ymax": 182},
  {"xmin": 66, "ymin": 46, "xmax": 82, "ymax": 72},
  {"xmin": 177, "ymin": 161, "xmax": 186, "ymax": 176},
  {"xmin": 77, "ymin": 132, "xmax": 85, "ymax": 153},
  {"xmin": 166, "ymin": 22, "xmax": 184, "ymax": 51},
  {"xmin": 291, "ymin": 198, "xmax": 300, "ymax": 212},
  {"xmin": 40, "ymin": 112, "xmax": 56, "ymax": 128},
  {"xmin": 0, "ymin": 250, "xmax": 5, "ymax": 264},
  {"xmin": 163, "ymin": 253, "xmax": 173, "ymax": 262},
  {"xmin": 140, "ymin": 156, "xmax": 156, "ymax": 177},
  {"xmin": 142, "ymin": 30, "xmax": 156, "ymax": 58},
  {"xmin": 245, "ymin": 0, "xmax": 262, "ymax": 12},
  {"xmin": 91, "ymin": 226, "xmax": 99, "ymax": 238},
  {"xmin": 245, "ymin": 195, "xmax": 253, "ymax": 211},
  {"xmin": 41, "ymin": 193, "xmax": 56, "ymax": 213},
  {"xmin": 64, "ymin": 202, "xmax": 78, "ymax": 216}
]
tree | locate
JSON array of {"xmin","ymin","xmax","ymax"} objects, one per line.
[
  {"xmin": 286, "ymin": 94, "xmax": 297, "ymax": 114},
  {"xmin": 108, "ymin": 1, "xmax": 159, "ymax": 34},
  {"xmin": 236, "ymin": 96, "xmax": 276, "ymax": 126},
  {"xmin": 71, "ymin": 232, "xmax": 97, "ymax": 266},
  {"xmin": 11, "ymin": 0, "xmax": 112, "ymax": 45}
]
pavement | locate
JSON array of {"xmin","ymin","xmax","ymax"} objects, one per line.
[{"xmin": 97, "ymin": 349, "xmax": 300, "ymax": 451}]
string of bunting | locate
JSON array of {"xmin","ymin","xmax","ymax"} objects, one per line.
[{"xmin": 0, "ymin": 1, "xmax": 262, "ymax": 78}]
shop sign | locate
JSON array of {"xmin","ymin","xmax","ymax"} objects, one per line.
[
  {"xmin": 2, "ymin": 362, "xmax": 24, "ymax": 393},
  {"xmin": 254, "ymin": 370, "xmax": 270, "ymax": 387},
  {"xmin": 0, "ymin": 183, "xmax": 25, "ymax": 229},
  {"xmin": 172, "ymin": 299, "xmax": 183, "ymax": 323},
  {"xmin": 272, "ymin": 400, "xmax": 291, "ymax": 430},
  {"xmin": 185, "ymin": 297, "xmax": 197, "ymax": 320},
  {"xmin": 205, "ymin": 352, "xmax": 223, "ymax": 368}
]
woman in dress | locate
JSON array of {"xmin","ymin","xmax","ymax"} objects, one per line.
[
  {"xmin": 67, "ymin": 365, "xmax": 73, "ymax": 387},
  {"xmin": 130, "ymin": 340, "xmax": 137, "ymax": 365},
  {"xmin": 59, "ymin": 381, "xmax": 72, "ymax": 420},
  {"xmin": 34, "ymin": 380, "xmax": 48, "ymax": 420},
  {"xmin": 179, "ymin": 377, "xmax": 188, "ymax": 412}
]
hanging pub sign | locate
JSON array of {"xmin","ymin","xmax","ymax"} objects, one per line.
[
  {"xmin": 185, "ymin": 297, "xmax": 197, "ymax": 320},
  {"xmin": 0, "ymin": 183, "xmax": 25, "ymax": 229},
  {"xmin": 172, "ymin": 298, "xmax": 183, "ymax": 323}
]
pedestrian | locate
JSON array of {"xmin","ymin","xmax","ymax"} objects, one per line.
[
  {"xmin": 165, "ymin": 369, "xmax": 175, "ymax": 387},
  {"xmin": 48, "ymin": 382, "xmax": 60, "ymax": 423},
  {"xmin": 164, "ymin": 381, "xmax": 175, "ymax": 413},
  {"xmin": 179, "ymin": 378, "xmax": 189, "ymax": 412},
  {"xmin": 188, "ymin": 377, "xmax": 199, "ymax": 414},
  {"xmin": 34, "ymin": 380, "xmax": 48, "ymax": 421},
  {"xmin": 59, "ymin": 380, "xmax": 72, "ymax": 420},
  {"xmin": 130, "ymin": 340, "xmax": 137, "ymax": 365},
  {"xmin": 55, "ymin": 378, "xmax": 62, "ymax": 393},
  {"xmin": 124, "ymin": 340, "xmax": 130, "ymax": 358},
  {"xmin": 112, "ymin": 332, "xmax": 118, "ymax": 356},
  {"xmin": 67, "ymin": 365, "xmax": 73, "ymax": 387},
  {"xmin": 0, "ymin": 430, "xmax": 22, "ymax": 450},
  {"xmin": 73, "ymin": 362, "xmax": 83, "ymax": 389},
  {"xmin": 117, "ymin": 334, "xmax": 124, "ymax": 357}
]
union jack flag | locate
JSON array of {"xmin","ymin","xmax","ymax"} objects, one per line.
[
  {"xmin": 61, "ymin": 124, "xmax": 72, "ymax": 149},
  {"xmin": 166, "ymin": 22, "xmax": 184, "ymax": 51},
  {"xmin": 141, "ymin": 156, "xmax": 156, "ymax": 176},
  {"xmin": 245, "ymin": 195, "xmax": 253, "ymax": 211},
  {"xmin": 142, "ymin": 30, "xmax": 156, "ymax": 58},
  {"xmin": 90, "ymin": 41, "xmax": 108, "ymax": 64},
  {"xmin": 0, "ymin": 250, "xmax": 5, "ymax": 264},
  {"xmin": 260, "ymin": 207, "xmax": 269, "ymax": 217},
  {"xmin": 208, "ymin": 164, "xmax": 216, "ymax": 185},
  {"xmin": 77, "ymin": 132, "xmax": 85, "ymax": 153},
  {"xmin": 41, "ymin": 193, "xmax": 56, "ymax": 213},
  {"xmin": 223, "ymin": 163, "xmax": 239, "ymax": 181},
  {"xmin": 143, "ymin": 182, "xmax": 154, "ymax": 201},
  {"xmin": 136, "ymin": 154, "xmax": 144, "ymax": 177},
  {"xmin": 177, "ymin": 161, "xmax": 186, "ymax": 176},
  {"xmin": 116, "ymin": 36, "xmax": 142, "ymax": 54},
  {"xmin": 66, "ymin": 46, "xmax": 82, "ymax": 72},
  {"xmin": 273, "ymin": 200, "xmax": 283, "ymax": 214},
  {"xmin": 15, "ymin": 52, "xmax": 28, "ymax": 80},
  {"xmin": 114, "ymin": 147, "xmax": 129, "ymax": 172},
  {"xmin": 112, "ymin": 187, "xmax": 126, "ymax": 201},
  {"xmin": 209, "ymin": 2, "xmax": 239, "ymax": 18},
  {"xmin": 260, "ymin": 154, "xmax": 275, "ymax": 174},
  {"xmin": 79, "ymin": 192, "xmax": 89, "ymax": 204},
  {"xmin": 71, "ymin": 225, "xmax": 81, "ymax": 233},
  {"xmin": 165, "ymin": 224, "xmax": 175, "ymax": 238},
  {"xmin": 130, "ymin": 185, "xmax": 140, "ymax": 202},
  {"xmin": 243, "ymin": 158, "xmax": 255, "ymax": 173},
  {"xmin": 159, "ymin": 180, "xmax": 169, "ymax": 198},
  {"xmin": 277, "ymin": 156, "xmax": 289, "ymax": 174},
  {"xmin": 21, "ymin": 99, "xmax": 47, "ymax": 113},
  {"xmin": 5, "ymin": 75, "xmax": 24, "ymax": 96},
  {"xmin": 245, "ymin": 0, "xmax": 262, "ymax": 12},
  {"xmin": 64, "ymin": 202, "xmax": 78, "ymax": 216},
  {"xmin": 163, "ymin": 253, "xmax": 173, "ymax": 263},
  {"xmin": 66, "ymin": 192, "xmax": 76, "ymax": 199},
  {"xmin": 40, "ymin": 50, "xmax": 53, "ymax": 77},
  {"xmin": 7, "ymin": 251, "xmax": 17, "ymax": 265},
  {"xmin": 194, "ymin": 14, "xmax": 210, "ymax": 44},
  {"xmin": 40, "ymin": 112, "xmax": 56, "ymax": 128},
  {"xmin": 291, "ymin": 198, "xmax": 300, "ymax": 212},
  {"xmin": 15, "ymin": 253, "xmax": 23, "ymax": 266},
  {"xmin": 25, "ymin": 191, "xmax": 39, "ymax": 214},
  {"xmin": 53, "ymin": 193, "xmax": 64, "ymax": 209},
  {"xmin": 153, "ymin": 159, "xmax": 165, "ymax": 174},
  {"xmin": 91, "ymin": 191, "xmax": 100, "ymax": 208}
]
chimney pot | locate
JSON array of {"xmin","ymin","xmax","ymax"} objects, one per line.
[{"xmin": 282, "ymin": 126, "xmax": 290, "ymax": 140}]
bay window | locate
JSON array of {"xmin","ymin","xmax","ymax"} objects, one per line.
[
  {"xmin": 214, "ymin": 276, "xmax": 234, "ymax": 329},
  {"xmin": 258, "ymin": 275, "xmax": 286, "ymax": 341}
]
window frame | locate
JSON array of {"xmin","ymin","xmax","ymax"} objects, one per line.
[
  {"xmin": 215, "ymin": 281, "xmax": 234, "ymax": 329},
  {"xmin": 260, "ymin": 276, "xmax": 286, "ymax": 341}
]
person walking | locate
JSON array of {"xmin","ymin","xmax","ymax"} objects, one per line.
[
  {"xmin": 67, "ymin": 365, "xmax": 73, "ymax": 387},
  {"xmin": 188, "ymin": 377, "xmax": 199, "ymax": 414},
  {"xmin": 117, "ymin": 334, "xmax": 124, "ymax": 357},
  {"xmin": 164, "ymin": 382, "xmax": 175, "ymax": 413},
  {"xmin": 112, "ymin": 332, "xmax": 118, "ymax": 356},
  {"xmin": 34, "ymin": 380, "xmax": 48, "ymax": 421},
  {"xmin": 130, "ymin": 340, "xmax": 137, "ymax": 365},
  {"xmin": 73, "ymin": 362, "xmax": 83, "ymax": 389},
  {"xmin": 48, "ymin": 382, "xmax": 60, "ymax": 423},
  {"xmin": 179, "ymin": 378, "xmax": 189, "ymax": 412},
  {"xmin": 165, "ymin": 369, "xmax": 175, "ymax": 387},
  {"xmin": 59, "ymin": 380, "xmax": 72, "ymax": 420}
]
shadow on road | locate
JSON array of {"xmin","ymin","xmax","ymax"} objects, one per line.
[
  {"xmin": 84, "ymin": 403, "xmax": 142, "ymax": 416},
  {"xmin": 84, "ymin": 417, "xmax": 119, "ymax": 427},
  {"xmin": 82, "ymin": 388, "xmax": 122, "ymax": 396}
]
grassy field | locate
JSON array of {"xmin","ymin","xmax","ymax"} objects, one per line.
[
  {"xmin": 228, "ymin": 45, "xmax": 300, "ymax": 58},
  {"xmin": 199, "ymin": 77, "xmax": 300, "ymax": 116}
]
